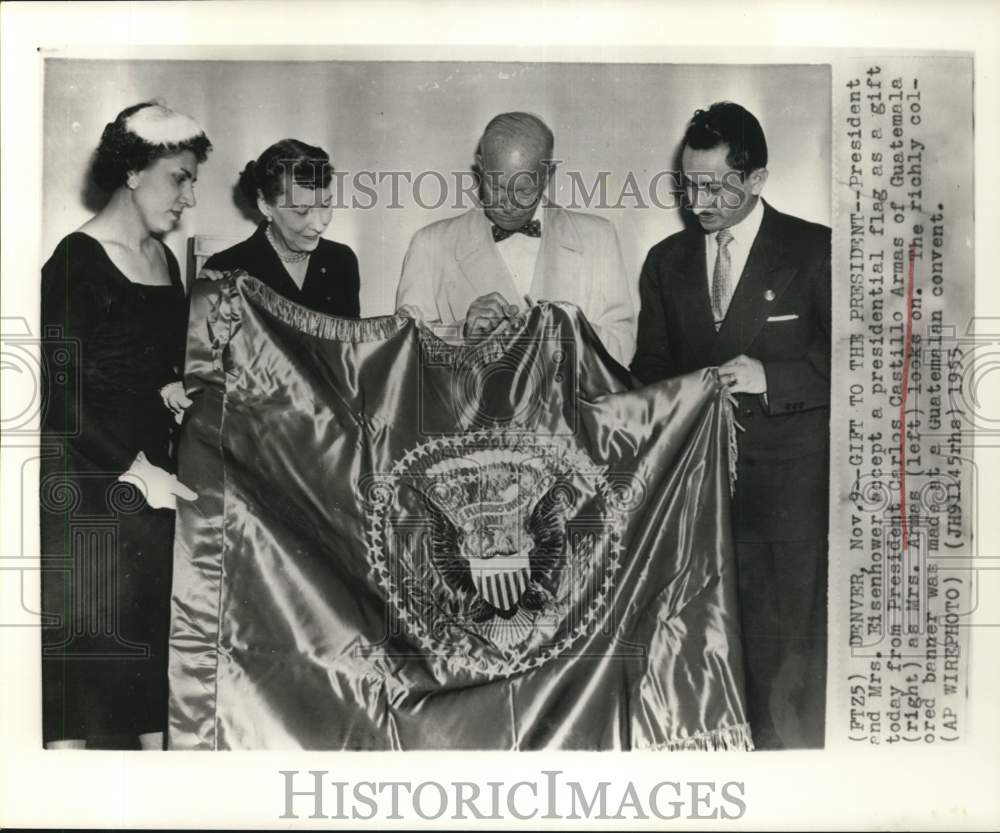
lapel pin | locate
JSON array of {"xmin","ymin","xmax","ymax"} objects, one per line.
[
  {"xmin": 321, "ymin": 267, "xmax": 327, "ymax": 275},
  {"xmin": 764, "ymin": 289, "xmax": 775, "ymax": 301}
]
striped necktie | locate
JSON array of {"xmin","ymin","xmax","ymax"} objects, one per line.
[{"xmin": 711, "ymin": 228, "xmax": 735, "ymax": 330}]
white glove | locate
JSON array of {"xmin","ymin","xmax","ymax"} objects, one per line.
[
  {"xmin": 118, "ymin": 451, "xmax": 198, "ymax": 511},
  {"xmin": 160, "ymin": 381, "xmax": 194, "ymax": 424},
  {"xmin": 397, "ymin": 303, "xmax": 430, "ymax": 321}
]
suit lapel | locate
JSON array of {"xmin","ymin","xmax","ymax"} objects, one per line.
[
  {"xmin": 531, "ymin": 207, "xmax": 582, "ymax": 301},
  {"xmin": 710, "ymin": 203, "xmax": 798, "ymax": 364},
  {"xmin": 455, "ymin": 209, "xmax": 520, "ymax": 305},
  {"xmin": 674, "ymin": 230, "xmax": 718, "ymax": 362}
]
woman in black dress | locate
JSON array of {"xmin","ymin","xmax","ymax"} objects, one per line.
[
  {"xmin": 204, "ymin": 139, "xmax": 360, "ymax": 316},
  {"xmin": 40, "ymin": 102, "xmax": 211, "ymax": 750}
]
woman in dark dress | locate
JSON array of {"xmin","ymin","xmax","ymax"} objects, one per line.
[
  {"xmin": 40, "ymin": 102, "xmax": 211, "ymax": 750},
  {"xmin": 204, "ymin": 139, "xmax": 360, "ymax": 316}
]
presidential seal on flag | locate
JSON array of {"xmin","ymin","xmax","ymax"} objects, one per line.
[{"xmin": 366, "ymin": 430, "xmax": 624, "ymax": 668}]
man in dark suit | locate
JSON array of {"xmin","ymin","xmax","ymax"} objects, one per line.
[{"xmin": 631, "ymin": 102, "xmax": 830, "ymax": 749}]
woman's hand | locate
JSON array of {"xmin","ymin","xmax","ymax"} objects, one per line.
[
  {"xmin": 118, "ymin": 452, "xmax": 198, "ymax": 511},
  {"xmin": 160, "ymin": 381, "xmax": 194, "ymax": 424}
]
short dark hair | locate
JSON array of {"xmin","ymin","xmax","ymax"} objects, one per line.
[
  {"xmin": 237, "ymin": 139, "xmax": 333, "ymax": 208},
  {"xmin": 91, "ymin": 101, "xmax": 212, "ymax": 193},
  {"xmin": 683, "ymin": 101, "xmax": 768, "ymax": 176}
]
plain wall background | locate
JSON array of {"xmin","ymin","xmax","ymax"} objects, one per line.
[{"xmin": 43, "ymin": 60, "xmax": 831, "ymax": 316}]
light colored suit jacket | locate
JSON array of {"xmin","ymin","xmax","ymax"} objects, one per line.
[{"xmin": 395, "ymin": 206, "xmax": 635, "ymax": 365}]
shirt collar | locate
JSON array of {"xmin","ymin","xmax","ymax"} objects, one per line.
[{"xmin": 715, "ymin": 197, "xmax": 764, "ymax": 246}]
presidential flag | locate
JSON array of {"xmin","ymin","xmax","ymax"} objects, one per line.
[{"xmin": 168, "ymin": 272, "xmax": 750, "ymax": 751}]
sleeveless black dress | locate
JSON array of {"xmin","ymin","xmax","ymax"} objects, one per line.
[{"xmin": 40, "ymin": 232, "xmax": 187, "ymax": 744}]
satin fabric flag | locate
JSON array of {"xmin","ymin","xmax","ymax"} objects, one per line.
[{"xmin": 168, "ymin": 272, "xmax": 752, "ymax": 751}]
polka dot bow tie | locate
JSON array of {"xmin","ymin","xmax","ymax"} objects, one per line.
[{"xmin": 492, "ymin": 219, "xmax": 542, "ymax": 243}]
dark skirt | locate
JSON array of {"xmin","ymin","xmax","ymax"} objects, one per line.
[{"xmin": 41, "ymin": 467, "xmax": 175, "ymax": 743}]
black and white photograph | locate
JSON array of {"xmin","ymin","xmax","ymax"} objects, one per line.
[
  {"xmin": 36, "ymin": 57, "xmax": 831, "ymax": 753},
  {"xmin": 1, "ymin": 1, "xmax": 999, "ymax": 829}
]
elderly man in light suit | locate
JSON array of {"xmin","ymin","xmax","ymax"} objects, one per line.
[{"xmin": 395, "ymin": 111, "xmax": 635, "ymax": 365}]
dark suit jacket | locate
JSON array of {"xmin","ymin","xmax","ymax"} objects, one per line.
[
  {"xmin": 631, "ymin": 201, "xmax": 831, "ymax": 542},
  {"xmin": 205, "ymin": 223, "xmax": 361, "ymax": 318}
]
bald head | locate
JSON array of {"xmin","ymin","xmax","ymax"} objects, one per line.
[
  {"xmin": 479, "ymin": 112, "xmax": 554, "ymax": 168},
  {"xmin": 476, "ymin": 112, "xmax": 555, "ymax": 230}
]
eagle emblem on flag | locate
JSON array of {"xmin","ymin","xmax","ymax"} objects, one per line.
[
  {"xmin": 420, "ymin": 449, "xmax": 568, "ymax": 616},
  {"xmin": 366, "ymin": 430, "xmax": 624, "ymax": 667}
]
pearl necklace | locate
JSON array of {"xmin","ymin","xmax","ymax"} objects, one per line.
[{"xmin": 266, "ymin": 223, "xmax": 310, "ymax": 263}]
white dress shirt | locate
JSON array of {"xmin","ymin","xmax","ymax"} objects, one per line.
[
  {"xmin": 704, "ymin": 197, "xmax": 765, "ymax": 317},
  {"xmin": 494, "ymin": 212, "xmax": 543, "ymax": 301}
]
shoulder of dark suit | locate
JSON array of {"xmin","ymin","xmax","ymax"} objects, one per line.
[
  {"xmin": 203, "ymin": 231, "xmax": 260, "ymax": 271},
  {"xmin": 764, "ymin": 203, "xmax": 831, "ymax": 250},
  {"xmin": 314, "ymin": 237, "xmax": 358, "ymax": 265}
]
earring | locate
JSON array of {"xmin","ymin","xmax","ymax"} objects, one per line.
[{"xmin": 127, "ymin": 174, "xmax": 138, "ymax": 190}]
